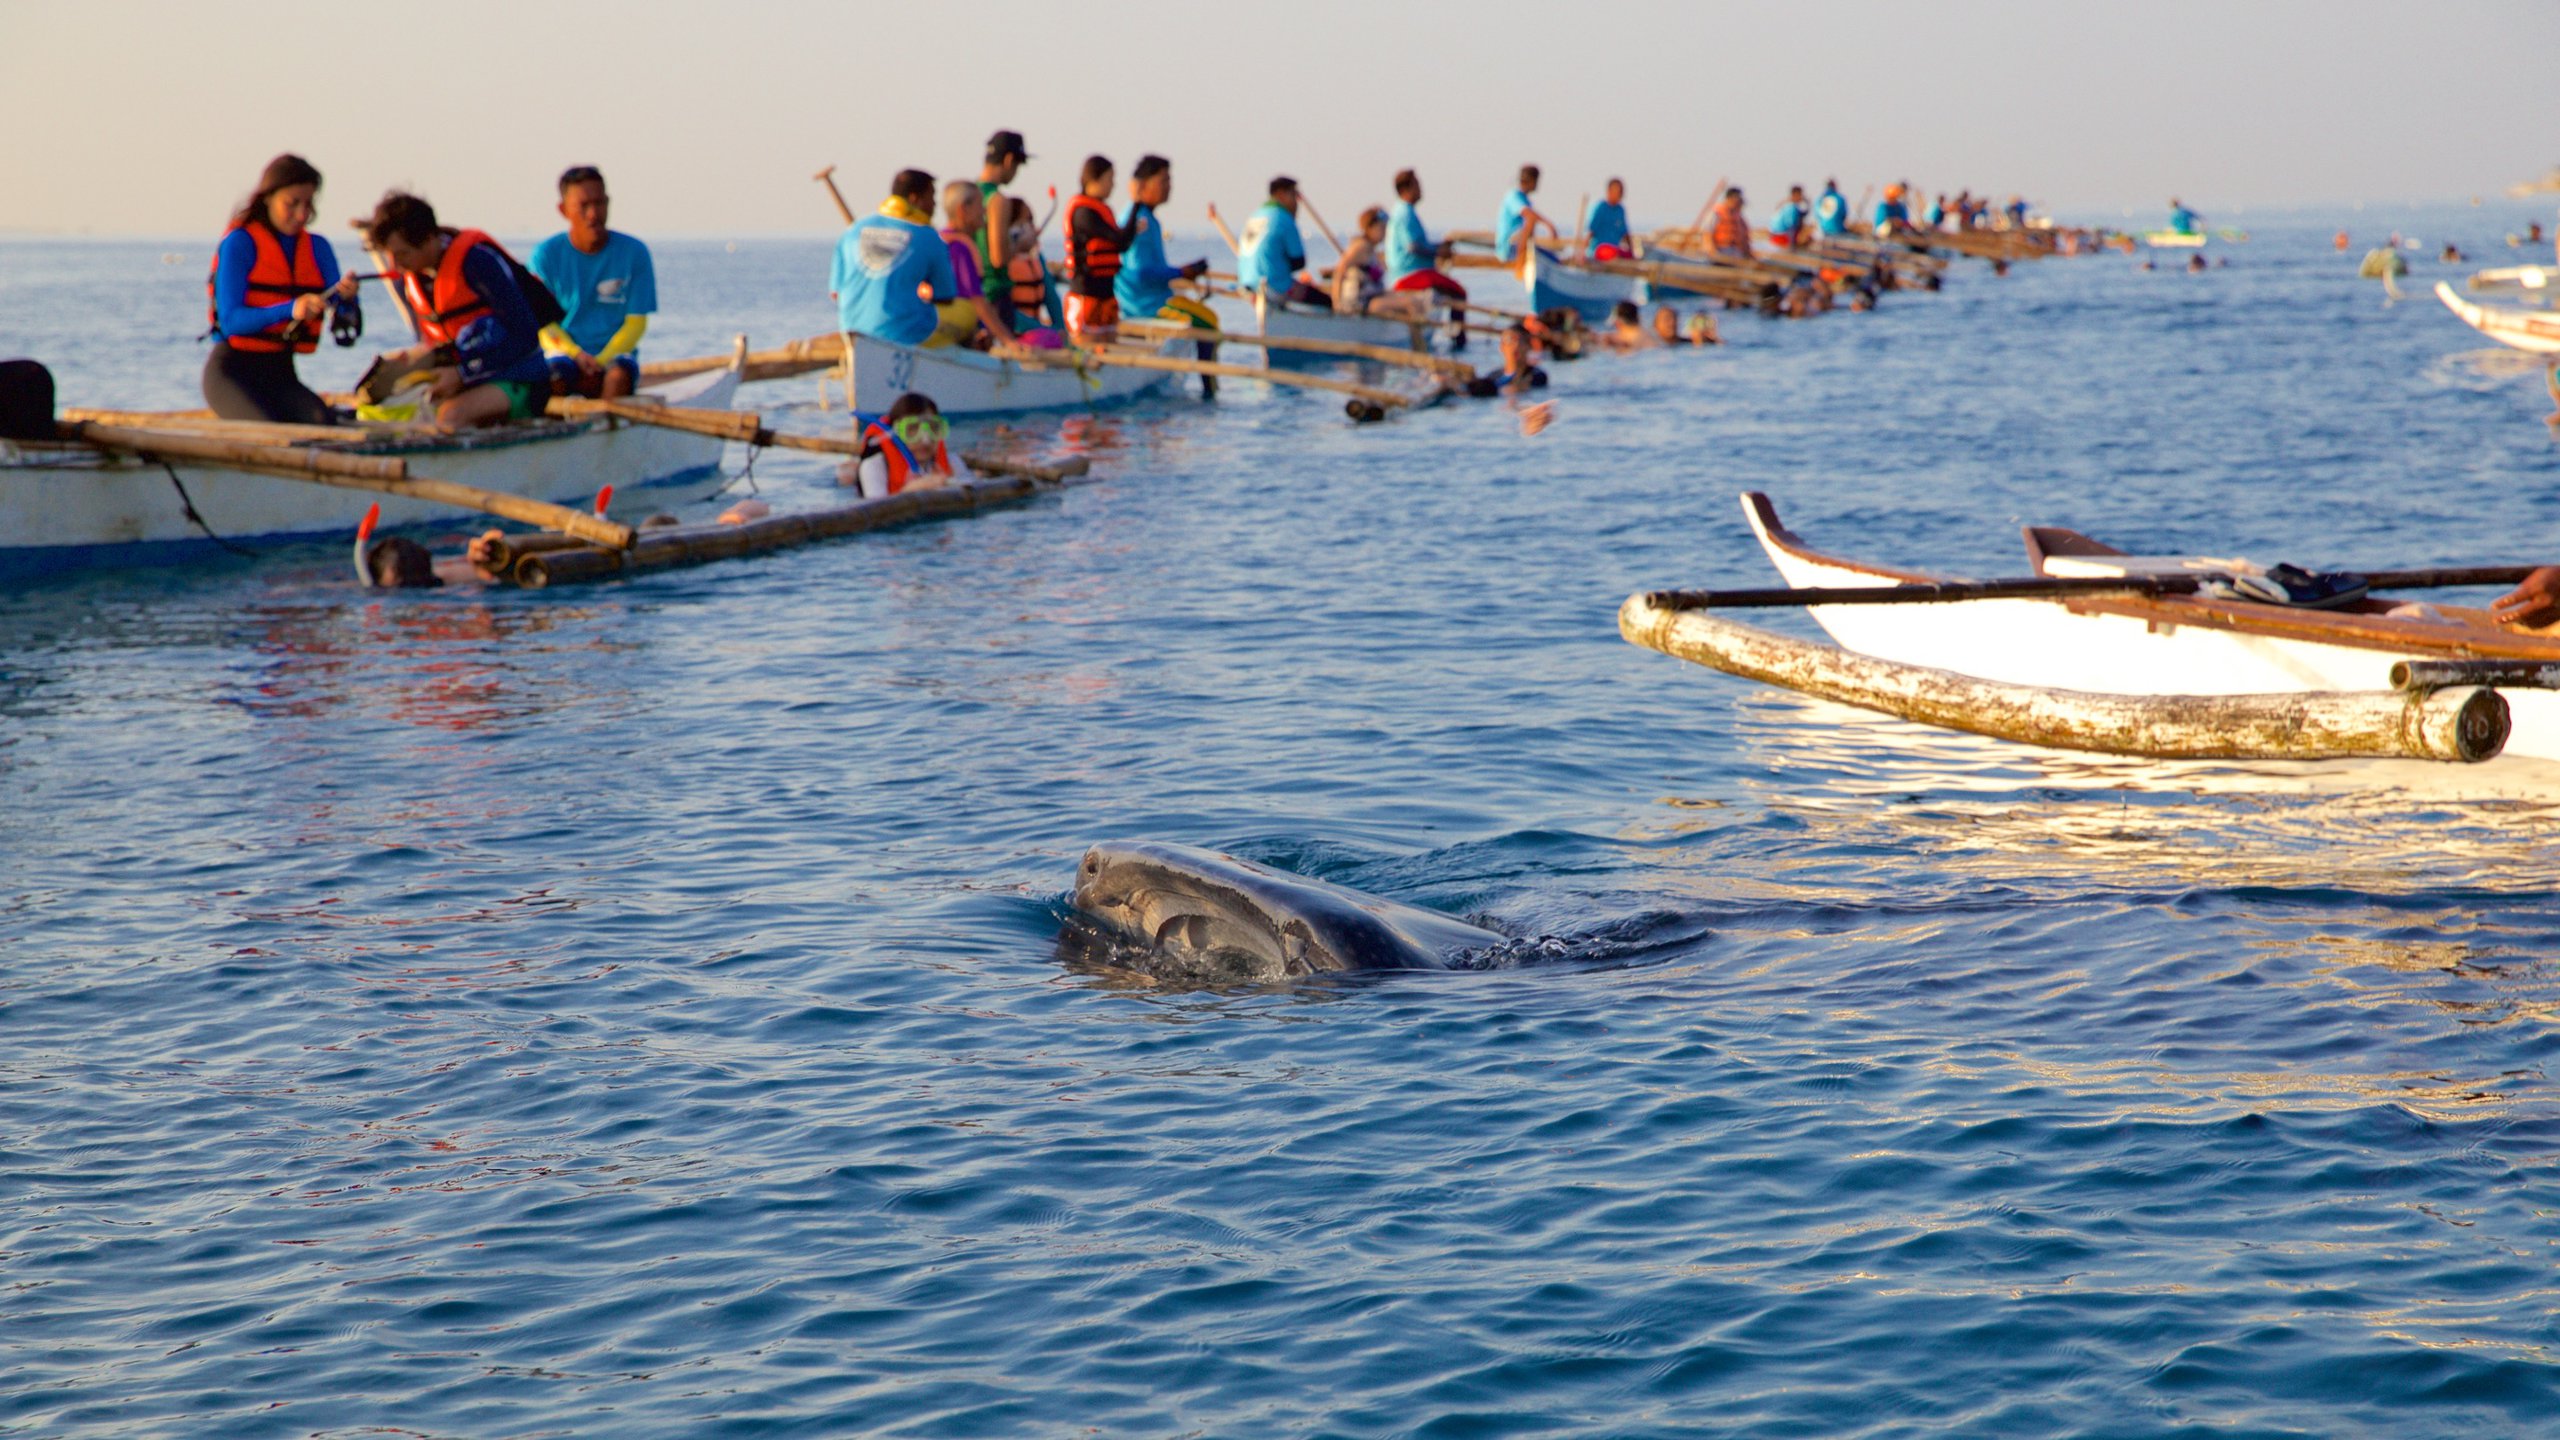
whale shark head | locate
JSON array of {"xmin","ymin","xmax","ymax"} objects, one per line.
[{"xmin": 1069, "ymin": 842, "xmax": 1506, "ymax": 977}]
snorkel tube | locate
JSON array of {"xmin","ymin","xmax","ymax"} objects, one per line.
[{"xmin": 352, "ymin": 502, "xmax": 381, "ymax": 587}]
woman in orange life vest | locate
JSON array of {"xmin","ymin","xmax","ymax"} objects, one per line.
[
  {"xmin": 364, "ymin": 192, "xmax": 562, "ymax": 430},
  {"xmin": 1707, "ymin": 187, "xmax": 1754, "ymax": 259},
  {"xmin": 835, "ymin": 393, "xmax": 954, "ymax": 499},
  {"xmin": 203, "ymin": 154, "xmax": 363, "ymax": 424},
  {"xmin": 1063, "ymin": 155, "xmax": 1139, "ymax": 342}
]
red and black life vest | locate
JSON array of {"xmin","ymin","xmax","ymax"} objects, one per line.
[
  {"xmin": 392, "ymin": 228, "xmax": 506, "ymax": 345},
  {"xmin": 1064, "ymin": 195, "xmax": 1123, "ymax": 284},
  {"xmin": 206, "ymin": 221, "xmax": 328, "ymax": 353}
]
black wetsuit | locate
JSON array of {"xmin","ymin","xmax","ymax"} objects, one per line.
[{"xmin": 201, "ymin": 341, "xmax": 333, "ymax": 425}]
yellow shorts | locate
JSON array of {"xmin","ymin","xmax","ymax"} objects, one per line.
[
  {"xmin": 923, "ymin": 299, "xmax": 978, "ymax": 349},
  {"xmin": 1158, "ymin": 296, "xmax": 1219, "ymax": 330}
]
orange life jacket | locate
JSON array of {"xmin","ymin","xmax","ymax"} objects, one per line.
[
  {"xmin": 207, "ymin": 221, "xmax": 328, "ymax": 353},
  {"xmin": 394, "ymin": 228, "xmax": 506, "ymax": 346},
  {"xmin": 861, "ymin": 420, "xmax": 951, "ymax": 496},
  {"xmin": 1064, "ymin": 195, "xmax": 1122, "ymax": 284},
  {"xmin": 1710, "ymin": 206, "xmax": 1752, "ymax": 255},
  {"xmin": 1007, "ymin": 252, "xmax": 1048, "ymax": 315}
]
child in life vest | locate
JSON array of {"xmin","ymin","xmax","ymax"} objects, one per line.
[
  {"xmin": 997, "ymin": 198, "xmax": 1068, "ymax": 348},
  {"xmin": 836, "ymin": 392, "xmax": 954, "ymax": 498}
]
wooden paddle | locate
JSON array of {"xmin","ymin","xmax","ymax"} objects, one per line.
[
  {"xmin": 1206, "ymin": 203, "xmax": 1243, "ymax": 257},
  {"xmin": 1297, "ymin": 194, "xmax": 1349, "ymax": 261},
  {"xmin": 69, "ymin": 422, "xmax": 634, "ymax": 549},
  {"xmin": 1570, "ymin": 192, "xmax": 1588, "ymax": 257},
  {"xmin": 1684, "ymin": 177, "xmax": 1730, "ymax": 241},
  {"xmin": 814, "ymin": 164, "xmax": 857, "ymax": 225}
]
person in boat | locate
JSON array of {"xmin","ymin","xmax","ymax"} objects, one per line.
[
  {"xmin": 1813, "ymin": 179, "xmax": 1850, "ymax": 239},
  {"xmin": 1063, "ymin": 155, "xmax": 1135, "ymax": 342},
  {"xmin": 1707, "ymin": 188, "xmax": 1753, "ymax": 260},
  {"xmin": 1113, "ymin": 154, "xmax": 1217, "ymax": 378},
  {"xmin": 1495, "ymin": 165, "xmax": 1559, "ymax": 266},
  {"xmin": 831, "ymin": 168, "xmax": 958, "ymax": 349},
  {"xmin": 995, "ymin": 197, "xmax": 1068, "ymax": 342},
  {"xmin": 1385, "ymin": 169, "xmax": 1467, "ymax": 304},
  {"xmin": 1585, "ymin": 180, "xmax": 1633, "ymax": 261},
  {"xmin": 1872, "ymin": 184, "xmax": 1913, "ymax": 238},
  {"xmin": 836, "ymin": 391, "xmax": 954, "ymax": 499},
  {"xmin": 2004, "ymin": 195, "xmax": 2028, "ymax": 229},
  {"xmin": 367, "ymin": 192, "xmax": 560, "ymax": 430},
  {"xmin": 203, "ymin": 154, "xmax": 362, "ymax": 425},
  {"xmin": 2167, "ymin": 197, "xmax": 2201, "ymax": 236},
  {"xmin": 1925, "ymin": 193, "xmax": 1948, "ymax": 232},
  {"xmin": 927, "ymin": 181, "xmax": 1016, "ymax": 351},
  {"xmin": 1769, "ymin": 186, "xmax": 1810, "ymax": 249},
  {"xmin": 975, "ymin": 129, "xmax": 1030, "ymax": 281},
  {"xmin": 1332, "ymin": 208, "xmax": 1432, "ymax": 320},
  {"xmin": 1234, "ymin": 177, "xmax": 1327, "ymax": 307},
  {"xmin": 530, "ymin": 166, "xmax": 655, "ymax": 400}
]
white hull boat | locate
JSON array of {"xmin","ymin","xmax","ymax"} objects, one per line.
[
  {"xmin": 0, "ymin": 362, "xmax": 742, "ymax": 578},
  {"xmin": 1253, "ymin": 295, "xmax": 1430, "ymax": 366},
  {"xmin": 840, "ymin": 333, "xmax": 1184, "ymax": 416},
  {"xmin": 2143, "ymin": 230, "xmax": 2207, "ymax": 249},
  {"xmin": 2435, "ymin": 282, "xmax": 2560, "ymax": 355},
  {"xmin": 1732, "ymin": 492, "xmax": 2560, "ymax": 764},
  {"xmin": 2467, "ymin": 264, "xmax": 2553, "ymax": 302},
  {"xmin": 1524, "ymin": 246, "xmax": 1647, "ymax": 321}
]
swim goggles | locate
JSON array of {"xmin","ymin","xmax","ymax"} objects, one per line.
[{"xmin": 893, "ymin": 414, "xmax": 948, "ymax": 448}]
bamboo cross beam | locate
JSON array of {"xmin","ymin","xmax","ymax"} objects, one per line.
[{"xmin": 69, "ymin": 422, "xmax": 634, "ymax": 548}]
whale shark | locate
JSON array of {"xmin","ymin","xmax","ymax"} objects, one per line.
[{"xmin": 1068, "ymin": 841, "xmax": 1510, "ymax": 978}]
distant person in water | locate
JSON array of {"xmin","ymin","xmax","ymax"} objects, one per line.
[
  {"xmin": 203, "ymin": 153, "xmax": 362, "ymax": 424},
  {"xmin": 1597, "ymin": 300, "xmax": 1656, "ymax": 351},
  {"xmin": 531, "ymin": 165, "xmax": 654, "ymax": 399},
  {"xmin": 2440, "ymin": 242, "xmax": 2465, "ymax": 263}
]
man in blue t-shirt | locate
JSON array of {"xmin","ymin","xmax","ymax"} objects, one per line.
[
  {"xmin": 1235, "ymin": 176, "xmax": 1325, "ymax": 306},
  {"xmin": 1814, "ymin": 179, "xmax": 1849, "ymax": 238},
  {"xmin": 1496, "ymin": 164, "xmax": 1556, "ymax": 264},
  {"xmin": 529, "ymin": 166, "xmax": 658, "ymax": 399},
  {"xmin": 831, "ymin": 168, "xmax": 958, "ymax": 347},
  {"xmin": 1585, "ymin": 179, "xmax": 1631, "ymax": 260}
]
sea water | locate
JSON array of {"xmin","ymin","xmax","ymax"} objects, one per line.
[{"xmin": 3, "ymin": 210, "xmax": 2558, "ymax": 1437}]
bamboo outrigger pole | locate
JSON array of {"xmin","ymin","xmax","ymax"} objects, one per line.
[
  {"xmin": 67, "ymin": 422, "xmax": 634, "ymax": 549},
  {"xmin": 1118, "ymin": 320, "xmax": 1473, "ymax": 379}
]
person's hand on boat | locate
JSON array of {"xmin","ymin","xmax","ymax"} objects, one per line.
[
  {"xmin": 465, "ymin": 530, "xmax": 507, "ymax": 581},
  {"xmin": 292, "ymin": 293, "xmax": 328, "ymax": 325},
  {"xmin": 424, "ymin": 366, "xmax": 464, "ymax": 403},
  {"xmin": 2491, "ymin": 566, "xmax": 2560, "ymax": 628}
]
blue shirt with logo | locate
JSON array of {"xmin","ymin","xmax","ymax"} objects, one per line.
[
  {"xmin": 830, "ymin": 215, "xmax": 956, "ymax": 345},
  {"xmin": 1815, "ymin": 189, "xmax": 1848, "ymax": 236},
  {"xmin": 1236, "ymin": 202, "xmax": 1306, "ymax": 295},
  {"xmin": 1773, "ymin": 200, "xmax": 1806, "ymax": 237},
  {"xmin": 529, "ymin": 230, "xmax": 657, "ymax": 357}
]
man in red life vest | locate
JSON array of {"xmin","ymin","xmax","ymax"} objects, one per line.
[{"xmin": 366, "ymin": 192, "xmax": 562, "ymax": 429}]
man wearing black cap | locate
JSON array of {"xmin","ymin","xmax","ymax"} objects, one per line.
[{"xmin": 977, "ymin": 129, "xmax": 1031, "ymax": 278}]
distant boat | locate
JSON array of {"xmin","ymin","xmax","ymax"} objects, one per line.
[
  {"xmin": 2504, "ymin": 165, "xmax": 2560, "ymax": 198},
  {"xmin": 2142, "ymin": 230, "xmax": 2206, "ymax": 249}
]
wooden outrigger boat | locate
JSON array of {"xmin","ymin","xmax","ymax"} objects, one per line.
[
  {"xmin": 1523, "ymin": 246, "xmax": 1648, "ymax": 321},
  {"xmin": 0, "ymin": 358, "xmax": 743, "ymax": 579},
  {"xmin": 2435, "ymin": 282, "xmax": 2560, "ymax": 355},
  {"xmin": 1252, "ymin": 293, "xmax": 1431, "ymax": 368},
  {"xmin": 2466, "ymin": 265, "xmax": 2553, "ymax": 301},
  {"xmin": 1619, "ymin": 492, "xmax": 2560, "ymax": 766}
]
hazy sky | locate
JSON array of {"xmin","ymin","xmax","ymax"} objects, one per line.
[{"xmin": 4, "ymin": 0, "xmax": 2554, "ymax": 239}]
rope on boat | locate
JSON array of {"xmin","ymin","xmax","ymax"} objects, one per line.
[{"xmin": 159, "ymin": 460, "xmax": 259, "ymax": 557}]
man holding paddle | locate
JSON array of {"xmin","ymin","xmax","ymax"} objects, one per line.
[
  {"xmin": 1233, "ymin": 178, "xmax": 1327, "ymax": 307},
  {"xmin": 1495, "ymin": 165, "xmax": 1558, "ymax": 265}
]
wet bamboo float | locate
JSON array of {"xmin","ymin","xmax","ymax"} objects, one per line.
[
  {"xmin": 1616, "ymin": 593, "xmax": 2511, "ymax": 764},
  {"xmin": 502, "ymin": 452, "xmax": 1089, "ymax": 589}
]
